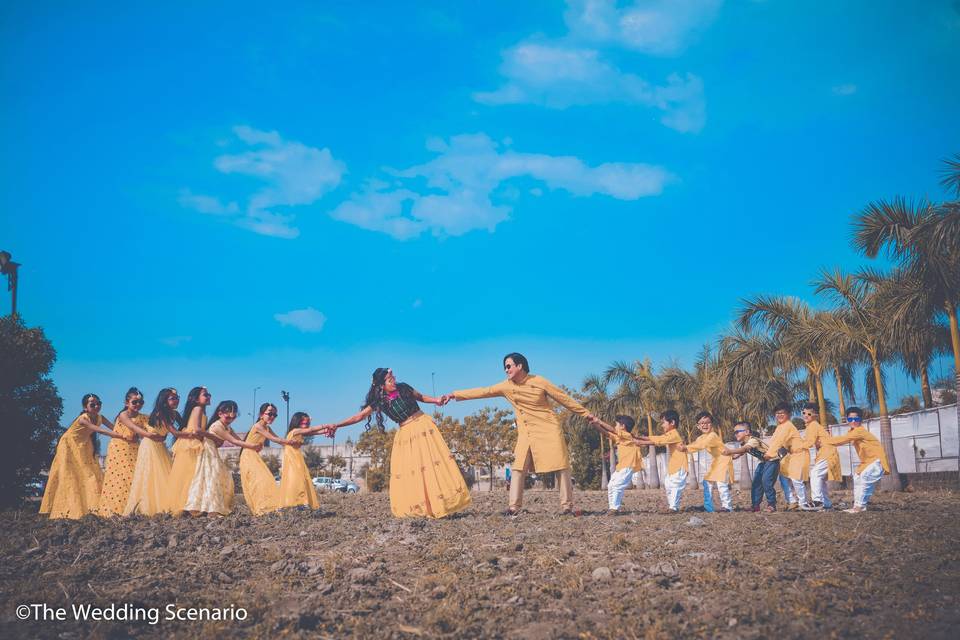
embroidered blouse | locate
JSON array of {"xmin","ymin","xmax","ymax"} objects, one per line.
[{"xmin": 376, "ymin": 383, "xmax": 422, "ymax": 425}]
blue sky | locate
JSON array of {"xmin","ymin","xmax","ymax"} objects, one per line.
[{"xmin": 3, "ymin": 1, "xmax": 959, "ymax": 441}]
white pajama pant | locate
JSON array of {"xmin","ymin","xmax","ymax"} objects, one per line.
[
  {"xmin": 705, "ymin": 481, "xmax": 732, "ymax": 511},
  {"xmin": 607, "ymin": 466, "xmax": 635, "ymax": 509},
  {"xmin": 853, "ymin": 460, "xmax": 884, "ymax": 508},
  {"xmin": 664, "ymin": 469, "xmax": 688, "ymax": 510},
  {"xmin": 780, "ymin": 474, "xmax": 806, "ymax": 504},
  {"xmin": 809, "ymin": 459, "xmax": 832, "ymax": 508}
]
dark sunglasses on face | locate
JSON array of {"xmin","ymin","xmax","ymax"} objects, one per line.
[
  {"xmin": 265, "ymin": 412, "xmax": 278, "ymax": 417},
  {"xmin": 846, "ymin": 416, "xmax": 863, "ymax": 423},
  {"xmin": 131, "ymin": 399, "xmax": 144, "ymax": 406},
  {"xmin": 734, "ymin": 429, "xmax": 747, "ymax": 434}
]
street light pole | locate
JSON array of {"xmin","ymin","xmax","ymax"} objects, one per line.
[
  {"xmin": 281, "ymin": 390, "xmax": 290, "ymax": 428},
  {"xmin": 253, "ymin": 386, "xmax": 261, "ymax": 419},
  {"xmin": 0, "ymin": 251, "xmax": 20, "ymax": 318}
]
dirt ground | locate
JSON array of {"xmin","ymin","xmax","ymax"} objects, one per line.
[{"xmin": 1, "ymin": 487, "xmax": 958, "ymax": 639}]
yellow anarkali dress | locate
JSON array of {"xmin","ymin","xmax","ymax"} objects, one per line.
[
  {"xmin": 39, "ymin": 413, "xmax": 105, "ymax": 519},
  {"xmin": 280, "ymin": 434, "xmax": 320, "ymax": 509},
  {"xmin": 240, "ymin": 428, "xmax": 281, "ymax": 515},
  {"xmin": 167, "ymin": 413, "xmax": 206, "ymax": 515},
  {"xmin": 97, "ymin": 413, "xmax": 143, "ymax": 516},
  {"xmin": 124, "ymin": 418, "xmax": 173, "ymax": 516}
]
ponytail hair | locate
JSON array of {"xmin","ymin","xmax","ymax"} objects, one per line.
[{"xmin": 149, "ymin": 387, "xmax": 182, "ymax": 430}]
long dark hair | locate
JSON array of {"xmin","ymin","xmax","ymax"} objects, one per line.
[
  {"xmin": 181, "ymin": 386, "xmax": 208, "ymax": 431},
  {"xmin": 210, "ymin": 400, "xmax": 239, "ymax": 427},
  {"xmin": 80, "ymin": 393, "xmax": 102, "ymax": 454},
  {"xmin": 363, "ymin": 367, "xmax": 417, "ymax": 431},
  {"xmin": 149, "ymin": 387, "xmax": 182, "ymax": 430},
  {"xmin": 287, "ymin": 411, "xmax": 310, "ymax": 434}
]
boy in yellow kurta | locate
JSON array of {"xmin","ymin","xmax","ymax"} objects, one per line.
[
  {"xmin": 822, "ymin": 406, "xmax": 890, "ymax": 513},
  {"xmin": 680, "ymin": 411, "xmax": 734, "ymax": 512},
  {"xmin": 765, "ymin": 402, "xmax": 812, "ymax": 511},
  {"xmin": 799, "ymin": 402, "xmax": 841, "ymax": 511},
  {"xmin": 588, "ymin": 415, "xmax": 643, "ymax": 514},
  {"xmin": 446, "ymin": 352, "xmax": 596, "ymax": 515},
  {"xmin": 635, "ymin": 410, "xmax": 687, "ymax": 512}
]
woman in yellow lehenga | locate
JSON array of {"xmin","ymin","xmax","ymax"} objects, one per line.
[
  {"xmin": 280, "ymin": 412, "xmax": 325, "ymax": 509},
  {"xmin": 324, "ymin": 368, "xmax": 470, "ymax": 518},
  {"xmin": 240, "ymin": 403, "xmax": 295, "ymax": 515},
  {"xmin": 40, "ymin": 393, "xmax": 134, "ymax": 519},
  {"xmin": 124, "ymin": 387, "xmax": 179, "ymax": 516},
  {"xmin": 167, "ymin": 386, "xmax": 211, "ymax": 516},
  {"xmin": 98, "ymin": 387, "xmax": 166, "ymax": 516}
]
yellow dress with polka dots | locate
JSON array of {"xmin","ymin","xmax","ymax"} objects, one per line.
[
  {"xmin": 97, "ymin": 413, "xmax": 143, "ymax": 516},
  {"xmin": 124, "ymin": 418, "xmax": 173, "ymax": 516},
  {"xmin": 280, "ymin": 434, "xmax": 320, "ymax": 509},
  {"xmin": 39, "ymin": 413, "xmax": 105, "ymax": 519}
]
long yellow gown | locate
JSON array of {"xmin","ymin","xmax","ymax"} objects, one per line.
[
  {"xmin": 124, "ymin": 419, "xmax": 173, "ymax": 516},
  {"xmin": 167, "ymin": 413, "xmax": 205, "ymax": 516},
  {"xmin": 97, "ymin": 413, "xmax": 143, "ymax": 516},
  {"xmin": 240, "ymin": 428, "xmax": 281, "ymax": 515},
  {"xmin": 280, "ymin": 434, "xmax": 320, "ymax": 509},
  {"xmin": 389, "ymin": 413, "xmax": 471, "ymax": 518},
  {"xmin": 39, "ymin": 413, "xmax": 104, "ymax": 519}
]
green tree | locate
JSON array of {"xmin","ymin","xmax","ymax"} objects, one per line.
[
  {"xmin": 0, "ymin": 316, "xmax": 64, "ymax": 508},
  {"xmin": 302, "ymin": 448, "xmax": 325, "ymax": 478},
  {"xmin": 355, "ymin": 427, "xmax": 396, "ymax": 492},
  {"xmin": 439, "ymin": 408, "xmax": 516, "ymax": 491},
  {"xmin": 326, "ymin": 453, "xmax": 346, "ymax": 478}
]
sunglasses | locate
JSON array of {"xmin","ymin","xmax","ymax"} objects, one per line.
[
  {"xmin": 87, "ymin": 401, "xmax": 102, "ymax": 407},
  {"xmin": 131, "ymin": 399, "xmax": 144, "ymax": 406},
  {"xmin": 801, "ymin": 411, "xmax": 814, "ymax": 416},
  {"xmin": 846, "ymin": 416, "xmax": 863, "ymax": 423},
  {"xmin": 734, "ymin": 429, "xmax": 748, "ymax": 434},
  {"xmin": 265, "ymin": 412, "xmax": 278, "ymax": 417}
]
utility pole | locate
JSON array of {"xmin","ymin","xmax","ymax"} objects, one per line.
[
  {"xmin": 252, "ymin": 386, "xmax": 261, "ymax": 420},
  {"xmin": 0, "ymin": 251, "xmax": 20, "ymax": 317},
  {"xmin": 281, "ymin": 390, "xmax": 290, "ymax": 428}
]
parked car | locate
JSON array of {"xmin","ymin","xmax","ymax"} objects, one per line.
[
  {"xmin": 312, "ymin": 477, "xmax": 346, "ymax": 492},
  {"xmin": 341, "ymin": 481, "xmax": 360, "ymax": 494}
]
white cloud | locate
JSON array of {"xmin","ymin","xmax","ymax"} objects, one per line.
[
  {"xmin": 180, "ymin": 126, "xmax": 346, "ymax": 239},
  {"xmin": 832, "ymin": 83, "xmax": 858, "ymax": 96},
  {"xmin": 474, "ymin": 42, "xmax": 705, "ymax": 132},
  {"xmin": 330, "ymin": 133, "xmax": 673, "ymax": 239},
  {"xmin": 474, "ymin": 1, "xmax": 719, "ymax": 132},
  {"xmin": 274, "ymin": 307, "xmax": 327, "ymax": 333},
  {"xmin": 565, "ymin": 0, "xmax": 723, "ymax": 56}
]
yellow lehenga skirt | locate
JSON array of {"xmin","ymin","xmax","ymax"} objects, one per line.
[
  {"xmin": 389, "ymin": 413, "xmax": 470, "ymax": 518},
  {"xmin": 240, "ymin": 430, "xmax": 281, "ymax": 515},
  {"xmin": 280, "ymin": 436, "xmax": 319, "ymax": 509},
  {"xmin": 167, "ymin": 433, "xmax": 203, "ymax": 516},
  {"xmin": 39, "ymin": 415, "xmax": 104, "ymax": 519},
  {"xmin": 97, "ymin": 415, "xmax": 143, "ymax": 516},
  {"xmin": 124, "ymin": 423, "xmax": 173, "ymax": 516}
]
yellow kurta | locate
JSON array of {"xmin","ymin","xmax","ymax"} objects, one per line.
[
  {"xmin": 167, "ymin": 413, "xmax": 206, "ymax": 516},
  {"xmin": 239, "ymin": 428, "xmax": 281, "ymax": 515},
  {"xmin": 280, "ymin": 435, "xmax": 320, "ymax": 509},
  {"xmin": 389, "ymin": 413, "xmax": 471, "ymax": 518},
  {"xmin": 97, "ymin": 413, "xmax": 143, "ymax": 516},
  {"xmin": 649, "ymin": 430, "xmax": 687, "ymax": 475},
  {"xmin": 801, "ymin": 420, "xmax": 842, "ymax": 481},
  {"xmin": 685, "ymin": 431, "xmax": 734, "ymax": 483},
  {"xmin": 824, "ymin": 427, "xmax": 891, "ymax": 474},
  {"xmin": 454, "ymin": 374, "xmax": 589, "ymax": 473},
  {"xmin": 611, "ymin": 425, "xmax": 643, "ymax": 472},
  {"xmin": 124, "ymin": 419, "xmax": 172, "ymax": 516},
  {"xmin": 39, "ymin": 414, "xmax": 104, "ymax": 519},
  {"xmin": 767, "ymin": 420, "xmax": 808, "ymax": 481}
]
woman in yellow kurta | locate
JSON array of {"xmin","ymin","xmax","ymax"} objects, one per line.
[
  {"xmin": 240, "ymin": 403, "xmax": 292, "ymax": 515},
  {"xmin": 167, "ymin": 386, "xmax": 211, "ymax": 516},
  {"xmin": 98, "ymin": 387, "xmax": 167, "ymax": 516},
  {"xmin": 326, "ymin": 368, "xmax": 470, "ymax": 518},
  {"xmin": 799, "ymin": 402, "xmax": 841, "ymax": 510},
  {"xmin": 280, "ymin": 412, "xmax": 324, "ymax": 509},
  {"xmin": 40, "ymin": 393, "xmax": 133, "ymax": 519},
  {"xmin": 679, "ymin": 411, "xmax": 734, "ymax": 512},
  {"xmin": 444, "ymin": 352, "xmax": 595, "ymax": 515},
  {"xmin": 124, "ymin": 388, "xmax": 179, "ymax": 516}
]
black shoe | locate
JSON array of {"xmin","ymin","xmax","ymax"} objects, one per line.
[{"xmin": 503, "ymin": 508, "xmax": 520, "ymax": 517}]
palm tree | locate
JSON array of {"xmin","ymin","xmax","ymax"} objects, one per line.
[
  {"xmin": 739, "ymin": 295, "xmax": 831, "ymax": 421},
  {"xmin": 852, "ymin": 181, "xmax": 960, "ymax": 425},
  {"xmin": 581, "ymin": 373, "xmax": 621, "ymax": 489},
  {"xmin": 813, "ymin": 268, "xmax": 901, "ymax": 490}
]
